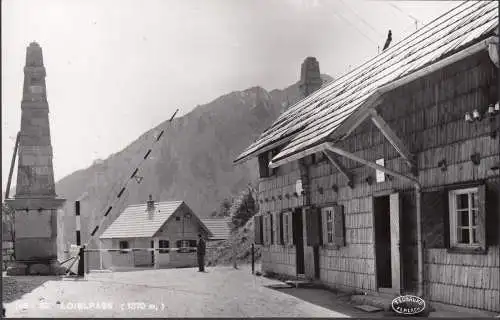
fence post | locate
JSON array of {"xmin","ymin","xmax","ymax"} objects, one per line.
[
  {"xmin": 251, "ymin": 243, "xmax": 255, "ymax": 274},
  {"xmin": 78, "ymin": 246, "xmax": 85, "ymax": 277},
  {"xmin": 232, "ymin": 241, "xmax": 237, "ymax": 269}
]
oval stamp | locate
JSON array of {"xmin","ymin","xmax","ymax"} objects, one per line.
[{"xmin": 391, "ymin": 295, "xmax": 426, "ymax": 315}]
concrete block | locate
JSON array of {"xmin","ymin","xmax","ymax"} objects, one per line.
[{"xmin": 6, "ymin": 263, "xmax": 28, "ymax": 276}]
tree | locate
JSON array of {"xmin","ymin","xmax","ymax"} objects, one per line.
[
  {"xmin": 230, "ymin": 185, "xmax": 258, "ymax": 229},
  {"xmin": 219, "ymin": 198, "xmax": 231, "ymax": 217}
]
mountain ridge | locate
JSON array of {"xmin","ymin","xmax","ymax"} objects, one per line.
[{"xmin": 54, "ymin": 74, "xmax": 333, "ymax": 257}]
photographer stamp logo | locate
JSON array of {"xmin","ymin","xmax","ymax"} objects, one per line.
[{"xmin": 391, "ymin": 295, "xmax": 426, "ymax": 315}]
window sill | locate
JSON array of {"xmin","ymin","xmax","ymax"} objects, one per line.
[{"xmin": 447, "ymin": 246, "xmax": 487, "ymax": 255}]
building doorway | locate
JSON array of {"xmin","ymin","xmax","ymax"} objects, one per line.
[
  {"xmin": 373, "ymin": 193, "xmax": 402, "ymax": 294},
  {"xmin": 293, "ymin": 208, "xmax": 305, "ymax": 275}
]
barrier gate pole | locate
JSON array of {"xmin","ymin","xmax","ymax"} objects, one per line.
[{"xmin": 76, "ymin": 201, "xmax": 85, "ymax": 277}]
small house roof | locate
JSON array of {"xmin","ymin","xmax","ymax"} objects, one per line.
[
  {"xmin": 100, "ymin": 200, "xmax": 211, "ymax": 239},
  {"xmin": 201, "ymin": 218, "xmax": 231, "ymax": 240},
  {"xmin": 234, "ymin": 1, "xmax": 498, "ymax": 165}
]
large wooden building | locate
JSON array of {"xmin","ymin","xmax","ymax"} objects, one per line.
[{"xmin": 235, "ymin": 1, "xmax": 499, "ymax": 313}]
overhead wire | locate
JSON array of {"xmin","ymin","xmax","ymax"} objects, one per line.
[
  {"xmin": 331, "ymin": 9, "xmax": 379, "ymax": 46},
  {"xmin": 338, "ymin": 0, "xmax": 385, "ymax": 38}
]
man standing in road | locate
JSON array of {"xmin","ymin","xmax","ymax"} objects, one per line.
[{"xmin": 197, "ymin": 233, "xmax": 206, "ymax": 272}]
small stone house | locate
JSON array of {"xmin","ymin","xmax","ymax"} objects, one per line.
[
  {"xmin": 99, "ymin": 197, "xmax": 212, "ymax": 269},
  {"xmin": 235, "ymin": 1, "xmax": 499, "ymax": 313}
]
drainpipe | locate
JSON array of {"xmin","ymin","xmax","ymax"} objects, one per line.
[{"xmin": 415, "ymin": 183, "xmax": 424, "ymax": 298}]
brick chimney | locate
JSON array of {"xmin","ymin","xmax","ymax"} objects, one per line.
[
  {"xmin": 146, "ymin": 194, "xmax": 155, "ymax": 213},
  {"xmin": 299, "ymin": 57, "xmax": 323, "ymax": 97}
]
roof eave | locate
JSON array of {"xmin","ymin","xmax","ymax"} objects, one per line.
[
  {"xmin": 233, "ymin": 134, "xmax": 297, "ymax": 165},
  {"xmin": 270, "ymin": 36, "xmax": 497, "ymax": 169}
]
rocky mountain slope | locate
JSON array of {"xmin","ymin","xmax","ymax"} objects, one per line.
[{"xmin": 55, "ymin": 75, "xmax": 332, "ymax": 258}]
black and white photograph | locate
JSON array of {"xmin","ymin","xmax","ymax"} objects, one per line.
[{"xmin": 1, "ymin": 0, "xmax": 499, "ymax": 317}]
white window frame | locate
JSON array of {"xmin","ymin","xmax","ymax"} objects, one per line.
[
  {"xmin": 448, "ymin": 187, "xmax": 480, "ymax": 248},
  {"xmin": 263, "ymin": 215, "xmax": 269, "ymax": 245},
  {"xmin": 322, "ymin": 207, "xmax": 334, "ymax": 245}
]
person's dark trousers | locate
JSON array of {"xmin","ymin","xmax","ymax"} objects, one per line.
[{"xmin": 197, "ymin": 254, "xmax": 205, "ymax": 272}]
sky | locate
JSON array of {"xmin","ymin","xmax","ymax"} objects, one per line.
[{"xmin": 2, "ymin": 0, "xmax": 465, "ymax": 192}]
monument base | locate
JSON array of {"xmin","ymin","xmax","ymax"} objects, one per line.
[{"xmin": 6, "ymin": 260, "xmax": 67, "ymax": 276}]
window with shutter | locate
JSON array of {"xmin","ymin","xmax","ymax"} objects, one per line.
[
  {"xmin": 279, "ymin": 212, "xmax": 284, "ymax": 245},
  {"xmin": 258, "ymin": 153, "xmax": 270, "ymax": 178},
  {"xmin": 270, "ymin": 213, "xmax": 274, "ymax": 245},
  {"xmin": 448, "ymin": 186, "xmax": 486, "ymax": 251},
  {"xmin": 321, "ymin": 206, "xmax": 345, "ymax": 248},
  {"xmin": 119, "ymin": 240, "xmax": 129, "ymax": 254},
  {"xmin": 254, "ymin": 215, "xmax": 263, "ymax": 245},
  {"xmin": 283, "ymin": 212, "xmax": 289, "ymax": 245},
  {"xmin": 288, "ymin": 212, "xmax": 294, "ymax": 245},
  {"xmin": 159, "ymin": 240, "xmax": 169, "ymax": 253},
  {"xmin": 263, "ymin": 215, "xmax": 269, "ymax": 245},
  {"xmin": 321, "ymin": 207, "xmax": 334, "ymax": 244}
]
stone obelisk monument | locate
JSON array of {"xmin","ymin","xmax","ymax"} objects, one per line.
[{"xmin": 6, "ymin": 42, "xmax": 66, "ymax": 275}]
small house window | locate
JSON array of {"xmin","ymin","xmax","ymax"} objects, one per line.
[
  {"xmin": 321, "ymin": 205, "xmax": 345, "ymax": 247},
  {"xmin": 119, "ymin": 240, "xmax": 129, "ymax": 254},
  {"xmin": 176, "ymin": 240, "xmax": 195, "ymax": 253},
  {"xmin": 449, "ymin": 187, "xmax": 481, "ymax": 248},
  {"xmin": 283, "ymin": 213, "xmax": 289, "ymax": 244},
  {"xmin": 376, "ymin": 158, "xmax": 385, "ymax": 183},
  {"xmin": 324, "ymin": 208, "xmax": 334, "ymax": 244},
  {"xmin": 175, "ymin": 216, "xmax": 181, "ymax": 221},
  {"xmin": 159, "ymin": 240, "xmax": 169, "ymax": 253},
  {"xmin": 263, "ymin": 214, "xmax": 273, "ymax": 246},
  {"xmin": 258, "ymin": 149, "xmax": 281, "ymax": 178}
]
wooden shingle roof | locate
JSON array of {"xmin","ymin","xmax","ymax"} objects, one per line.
[
  {"xmin": 100, "ymin": 201, "xmax": 184, "ymax": 239},
  {"xmin": 235, "ymin": 1, "xmax": 498, "ymax": 165},
  {"xmin": 201, "ymin": 218, "xmax": 231, "ymax": 240}
]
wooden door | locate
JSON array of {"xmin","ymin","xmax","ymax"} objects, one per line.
[{"xmin": 390, "ymin": 192, "xmax": 402, "ymax": 293}]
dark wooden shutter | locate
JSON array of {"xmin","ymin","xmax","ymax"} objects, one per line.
[
  {"xmin": 279, "ymin": 212, "xmax": 284, "ymax": 245},
  {"xmin": 477, "ymin": 184, "xmax": 487, "ymax": 251},
  {"xmin": 421, "ymin": 190, "xmax": 449, "ymax": 248},
  {"xmin": 270, "ymin": 213, "xmax": 274, "ymax": 244},
  {"xmin": 333, "ymin": 205, "xmax": 345, "ymax": 247},
  {"xmin": 254, "ymin": 215, "xmax": 263, "ymax": 244},
  {"xmin": 486, "ymin": 181, "xmax": 499, "ymax": 246},
  {"xmin": 307, "ymin": 207, "xmax": 321, "ymax": 246}
]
